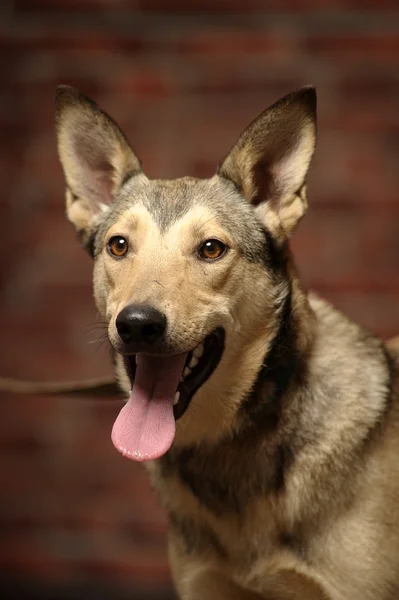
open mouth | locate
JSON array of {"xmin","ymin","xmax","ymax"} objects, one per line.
[
  {"xmin": 111, "ymin": 328, "xmax": 225, "ymax": 462},
  {"xmin": 175, "ymin": 327, "xmax": 225, "ymax": 419}
]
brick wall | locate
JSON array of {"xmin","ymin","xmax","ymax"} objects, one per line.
[{"xmin": 1, "ymin": 2, "xmax": 398, "ymax": 598}]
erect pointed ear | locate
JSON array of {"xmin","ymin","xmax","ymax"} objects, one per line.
[
  {"xmin": 55, "ymin": 86, "xmax": 142, "ymax": 247},
  {"xmin": 217, "ymin": 86, "xmax": 316, "ymax": 238}
]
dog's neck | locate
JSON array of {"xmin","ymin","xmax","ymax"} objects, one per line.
[{"xmin": 238, "ymin": 272, "xmax": 315, "ymax": 436}]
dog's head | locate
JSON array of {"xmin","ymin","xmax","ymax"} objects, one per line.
[{"xmin": 55, "ymin": 86, "xmax": 316, "ymax": 460}]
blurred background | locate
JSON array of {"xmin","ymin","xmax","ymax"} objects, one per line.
[{"xmin": 1, "ymin": 1, "xmax": 398, "ymax": 598}]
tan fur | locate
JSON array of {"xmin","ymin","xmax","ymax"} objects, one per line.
[{"xmin": 55, "ymin": 86, "xmax": 399, "ymax": 599}]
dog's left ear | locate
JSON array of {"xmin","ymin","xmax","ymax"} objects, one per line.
[
  {"xmin": 218, "ymin": 86, "xmax": 316, "ymax": 238},
  {"xmin": 55, "ymin": 86, "xmax": 142, "ymax": 248}
]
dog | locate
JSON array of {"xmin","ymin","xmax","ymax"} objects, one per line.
[{"xmin": 54, "ymin": 85, "xmax": 399, "ymax": 600}]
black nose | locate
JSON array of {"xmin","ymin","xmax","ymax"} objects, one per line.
[{"xmin": 116, "ymin": 304, "xmax": 167, "ymax": 347}]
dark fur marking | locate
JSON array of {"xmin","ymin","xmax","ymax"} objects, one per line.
[
  {"xmin": 260, "ymin": 227, "xmax": 288, "ymax": 274},
  {"xmin": 279, "ymin": 531, "xmax": 308, "ymax": 562},
  {"xmin": 360, "ymin": 342, "xmax": 398, "ymax": 451},
  {"xmin": 84, "ymin": 227, "xmax": 98, "ymax": 258},
  {"xmin": 169, "ymin": 445, "xmax": 241, "ymax": 515},
  {"xmin": 142, "ymin": 183, "xmax": 193, "ymax": 234},
  {"xmin": 67, "ymin": 186, "xmax": 79, "ymax": 202},
  {"xmin": 239, "ymin": 284, "xmax": 305, "ymax": 492},
  {"xmin": 169, "ymin": 512, "xmax": 228, "ymax": 559},
  {"xmin": 160, "ymin": 440, "xmax": 255, "ymax": 515},
  {"xmin": 77, "ymin": 223, "xmax": 101, "ymax": 259},
  {"xmin": 243, "ymin": 285, "xmax": 299, "ymax": 426},
  {"xmin": 273, "ymin": 443, "xmax": 295, "ymax": 493},
  {"xmin": 381, "ymin": 344, "xmax": 396, "ymax": 416},
  {"xmin": 121, "ymin": 171, "xmax": 135, "ymax": 187},
  {"xmin": 294, "ymin": 183, "xmax": 306, "ymax": 201},
  {"xmin": 162, "ymin": 433, "xmax": 296, "ymax": 515}
]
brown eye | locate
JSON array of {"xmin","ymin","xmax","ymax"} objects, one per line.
[
  {"xmin": 108, "ymin": 236, "xmax": 128, "ymax": 258},
  {"xmin": 198, "ymin": 239, "xmax": 226, "ymax": 261}
]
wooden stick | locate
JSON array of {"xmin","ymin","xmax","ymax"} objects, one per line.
[{"xmin": 0, "ymin": 376, "xmax": 121, "ymax": 397}]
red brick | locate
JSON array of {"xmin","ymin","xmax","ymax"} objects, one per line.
[
  {"xmin": 138, "ymin": 0, "xmax": 399, "ymax": 12},
  {"xmin": 15, "ymin": 0, "xmax": 133, "ymax": 10},
  {"xmin": 176, "ymin": 30, "xmax": 293, "ymax": 56},
  {"xmin": 0, "ymin": 32, "xmax": 143, "ymax": 53},
  {"xmin": 322, "ymin": 106, "xmax": 399, "ymax": 134},
  {"xmin": 339, "ymin": 75, "xmax": 399, "ymax": 102},
  {"xmin": 15, "ymin": 0, "xmax": 399, "ymax": 12},
  {"xmin": 306, "ymin": 34, "xmax": 399, "ymax": 61},
  {"xmin": 1, "ymin": 4, "xmax": 399, "ymax": 594},
  {"xmin": 0, "ymin": 540, "xmax": 68, "ymax": 581},
  {"xmin": 293, "ymin": 206, "xmax": 399, "ymax": 288}
]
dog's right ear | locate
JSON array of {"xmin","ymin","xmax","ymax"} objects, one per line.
[{"xmin": 55, "ymin": 86, "xmax": 142, "ymax": 247}]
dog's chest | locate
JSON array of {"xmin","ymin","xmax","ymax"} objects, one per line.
[{"xmin": 148, "ymin": 454, "xmax": 291, "ymax": 577}]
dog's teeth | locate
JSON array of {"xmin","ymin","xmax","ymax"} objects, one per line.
[
  {"xmin": 173, "ymin": 391, "xmax": 180, "ymax": 406},
  {"xmin": 189, "ymin": 355, "xmax": 199, "ymax": 369},
  {"xmin": 183, "ymin": 367, "xmax": 191, "ymax": 377},
  {"xmin": 193, "ymin": 342, "xmax": 204, "ymax": 359}
]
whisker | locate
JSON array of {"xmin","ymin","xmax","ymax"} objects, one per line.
[
  {"xmin": 153, "ymin": 279, "xmax": 166, "ymax": 288},
  {"xmin": 195, "ymin": 216, "xmax": 218, "ymax": 235}
]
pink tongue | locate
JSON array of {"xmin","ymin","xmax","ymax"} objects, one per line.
[{"xmin": 111, "ymin": 353, "xmax": 187, "ymax": 462}]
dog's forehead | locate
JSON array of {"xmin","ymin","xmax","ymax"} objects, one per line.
[
  {"xmin": 103, "ymin": 174, "xmax": 250, "ymax": 233},
  {"xmin": 134, "ymin": 176, "xmax": 207, "ymax": 231}
]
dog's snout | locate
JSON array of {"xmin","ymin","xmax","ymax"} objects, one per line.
[{"xmin": 116, "ymin": 304, "xmax": 167, "ymax": 348}]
